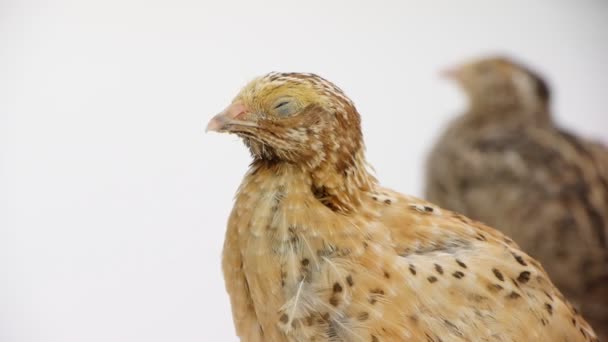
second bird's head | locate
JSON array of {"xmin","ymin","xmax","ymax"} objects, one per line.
[
  {"xmin": 206, "ymin": 72, "xmax": 365, "ymax": 168},
  {"xmin": 443, "ymin": 56, "xmax": 551, "ymax": 114}
]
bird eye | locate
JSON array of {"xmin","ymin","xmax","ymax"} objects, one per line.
[
  {"xmin": 272, "ymin": 98, "xmax": 299, "ymax": 117},
  {"xmin": 274, "ymin": 101, "xmax": 290, "ymax": 109},
  {"xmin": 476, "ymin": 64, "xmax": 491, "ymax": 73}
]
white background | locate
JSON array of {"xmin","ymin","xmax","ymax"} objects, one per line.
[{"xmin": 1, "ymin": 1, "xmax": 607, "ymax": 341}]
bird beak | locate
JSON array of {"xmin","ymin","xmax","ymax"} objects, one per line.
[
  {"xmin": 205, "ymin": 101, "xmax": 250, "ymax": 133},
  {"xmin": 440, "ymin": 66, "xmax": 462, "ymax": 81}
]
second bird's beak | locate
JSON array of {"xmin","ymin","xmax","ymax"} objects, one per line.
[
  {"xmin": 205, "ymin": 102, "xmax": 249, "ymax": 133},
  {"xmin": 440, "ymin": 66, "xmax": 462, "ymax": 81}
]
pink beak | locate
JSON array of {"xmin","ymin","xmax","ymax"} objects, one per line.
[{"xmin": 205, "ymin": 101, "xmax": 248, "ymax": 133}]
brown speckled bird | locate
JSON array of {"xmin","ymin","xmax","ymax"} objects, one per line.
[
  {"xmin": 207, "ymin": 72, "xmax": 598, "ymax": 341},
  {"xmin": 425, "ymin": 56, "xmax": 608, "ymax": 339}
]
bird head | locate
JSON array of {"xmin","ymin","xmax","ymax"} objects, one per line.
[
  {"xmin": 206, "ymin": 72, "xmax": 365, "ymax": 170},
  {"xmin": 442, "ymin": 56, "xmax": 551, "ymax": 117},
  {"xmin": 206, "ymin": 72, "xmax": 376, "ymax": 211}
]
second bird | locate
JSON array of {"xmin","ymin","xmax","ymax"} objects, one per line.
[{"xmin": 425, "ymin": 56, "xmax": 608, "ymax": 338}]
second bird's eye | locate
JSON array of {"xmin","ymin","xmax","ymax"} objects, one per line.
[
  {"xmin": 476, "ymin": 64, "xmax": 491, "ymax": 73},
  {"xmin": 273, "ymin": 99, "xmax": 299, "ymax": 117}
]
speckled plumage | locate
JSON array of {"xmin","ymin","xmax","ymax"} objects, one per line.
[
  {"xmin": 426, "ymin": 56, "xmax": 607, "ymax": 339},
  {"xmin": 208, "ymin": 72, "xmax": 598, "ymax": 341}
]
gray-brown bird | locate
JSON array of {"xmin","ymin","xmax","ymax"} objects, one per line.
[
  {"xmin": 425, "ymin": 56, "xmax": 608, "ymax": 339},
  {"xmin": 207, "ymin": 71, "xmax": 598, "ymax": 341}
]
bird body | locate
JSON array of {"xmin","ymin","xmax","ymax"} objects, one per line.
[
  {"xmin": 209, "ymin": 72, "xmax": 598, "ymax": 341},
  {"xmin": 426, "ymin": 56, "xmax": 608, "ymax": 339}
]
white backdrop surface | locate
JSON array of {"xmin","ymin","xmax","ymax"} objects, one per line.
[{"xmin": 1, "ymin": 1, "xmax": 607, "ymax": 341}]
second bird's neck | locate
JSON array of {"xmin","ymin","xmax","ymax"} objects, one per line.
[{"xmin": 467, "ymin": 98, "xmax": 552, "ymax": 128}]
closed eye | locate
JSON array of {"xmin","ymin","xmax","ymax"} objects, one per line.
[
  {"xmin": 274, "ymin": 101, "xmax": 290, "ymax": 109},
  {"xmin": 272, "ymin": 98, "xmax": 299, "ymax": 117}
]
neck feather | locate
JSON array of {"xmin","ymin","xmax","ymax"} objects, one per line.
[{"xmin": 250, "ymin": 150, "xmax": 377, "ymax": 213}]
